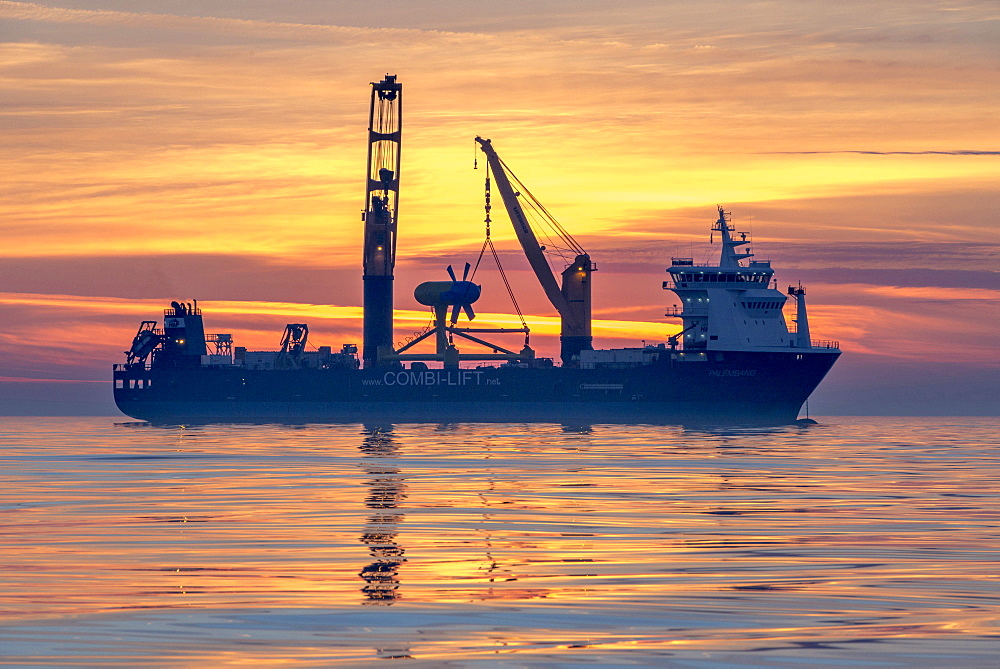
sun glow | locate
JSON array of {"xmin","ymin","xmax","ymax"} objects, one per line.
[{"xmin": 1, "ymin": 0, "xmax": 998, "ymax": 413}]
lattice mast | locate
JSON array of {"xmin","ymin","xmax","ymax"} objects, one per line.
[{"xmin": 362, "ymin": 75, "xmax": 402, "ymax": 368}]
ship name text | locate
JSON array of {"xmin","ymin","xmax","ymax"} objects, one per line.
[
  {"xmin": 709, "ymin": 369, "xmax": 758, "ymax": 377},
  {"xmin": 360, "ymin": 370, "xmax": 493, "ymax": 387}
]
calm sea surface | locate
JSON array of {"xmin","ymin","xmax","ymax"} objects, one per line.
[{"xmin": 1, "ymin": 416, "xmax": 997, "ymax": 667}]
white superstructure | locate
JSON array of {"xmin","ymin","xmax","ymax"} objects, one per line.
[{"xmin": 663, "ymin": 207, "xmax": 827, "ymax": 353}]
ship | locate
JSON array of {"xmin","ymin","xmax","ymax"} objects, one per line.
[{"xmin": 113, "ymin": 75, "xmax": 840, "ymax": 425}]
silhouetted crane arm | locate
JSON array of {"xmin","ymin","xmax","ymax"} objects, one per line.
[{"xmin": 475, "ymin": 137, "xmax": 571, "ymax": 317}]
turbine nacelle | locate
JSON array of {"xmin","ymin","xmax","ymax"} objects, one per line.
[{"xmin": 413, "ymin": 262, "xmax": 481, "ymax": 324}]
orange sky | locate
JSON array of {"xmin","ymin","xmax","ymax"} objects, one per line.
[{"xmin": 1, "ymin": 1, "xmax": 998, "ymax": 415}]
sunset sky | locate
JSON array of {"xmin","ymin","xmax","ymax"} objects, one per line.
[{"xmin": 2, "ymin": 0, "xmax": 998, "ymax": 415}]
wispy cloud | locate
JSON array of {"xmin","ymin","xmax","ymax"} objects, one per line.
[
  {"xmin": 0, "ymin": 291, "xmax": 679, "ymax": 347},
  {"xmin": 2, "ymin": 0, "xmax": 998, "ymax": 414},
  {"xmin": 764, "ymin": 150, "xmax": 1000, "ymax": 156},
  {"xmin": 0, "ymin": 1, "xmax": 453, "ymax": 42}
]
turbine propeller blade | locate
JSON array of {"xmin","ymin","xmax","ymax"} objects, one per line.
[
  {"xmin": 446, "ymin": 264, "xmax": 457, "ymax": 282},
  {"xmin": 463, "ymin": 304, "xmax": 476, "ymax": 321},
  {"xmin": 462, "ymin": 262, "xmax": 471, "ymax": 281},
  {"xmin": 450, "ymin": 304, "xmax": 462, "ymax": 325}
]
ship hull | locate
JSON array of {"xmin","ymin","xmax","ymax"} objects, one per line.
[{"xmin": 114, "ymin": 350, "xmax": 839, "ymax": 426}]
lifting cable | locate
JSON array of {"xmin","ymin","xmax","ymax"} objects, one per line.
[
  {"xmin": 497, "ymin": 155, "xmax": 585, "ymax": 261},
  {"xmin": 469, "ymin": 161, "xmax": 527, "ymax": 331},
  {"xmin": 488, "ymin": 238, "xmax": 527, "ymax": 331},
  {"xmin": 469, "ymin": 159, "xmax": 492, "ymax": 282}
]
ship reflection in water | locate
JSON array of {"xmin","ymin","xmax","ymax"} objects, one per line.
[
  {"xmin": 1, "ymin": 417, "xmax": 998, "ymax": 666},
  {"xmin": 358, "ymin": 425, "xmax": 406, "ymax": 604}
]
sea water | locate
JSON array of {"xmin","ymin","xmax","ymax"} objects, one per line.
[{"xmin": 1, "ymin": 416, "xmax": 997, "ymax": 667}]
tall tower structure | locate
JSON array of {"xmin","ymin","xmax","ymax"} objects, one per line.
[{"xmin": 362, "ymin": 75, "xmax": 402, "ymax": 368}]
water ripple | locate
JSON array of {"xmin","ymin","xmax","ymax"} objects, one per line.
[{"xmin": 0, "ymin": 416, "xmax": 997, "ymax": 665}]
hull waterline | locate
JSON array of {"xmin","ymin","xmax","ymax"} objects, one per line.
[{"xmin": 114, "ymin": 349, "xmax": 839, "ymax": 426}]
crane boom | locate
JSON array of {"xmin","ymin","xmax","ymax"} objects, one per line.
[
  {"xmin": 475, "ymin": 137, "xmax": 568, "ymax": 314},
  {"xmin": 474, "ymin": 137, "xmax": 593, "ymax": 364}
]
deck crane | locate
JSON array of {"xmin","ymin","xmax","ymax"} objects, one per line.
[
  {"xmin": 474, "ymin": 137, "xmax": 593, "ymax": 365},
  {"xmin": 362, "ymin": 75, "xmax": 402, "ymax": 368}
]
